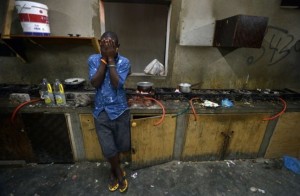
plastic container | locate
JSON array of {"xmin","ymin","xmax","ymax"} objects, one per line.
[
  {"xmin": 53, "ymin": 79, "xmax": 66, "ymax": 105},
  {"xmin": 15, "ymin": 1, "xmax": 50, "ymax": 36},
  {"xmin": 39, "ymin": 78, "xmax": 54, "ymax": 105}
]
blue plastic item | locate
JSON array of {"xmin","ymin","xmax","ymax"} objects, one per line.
[
  {"xmin": 221, "ymin": 98, "xmax": 233, "ymax": 107},
  {"xmin": 283, "ymin": 155, "xmax": 300, "ymax": 174}
]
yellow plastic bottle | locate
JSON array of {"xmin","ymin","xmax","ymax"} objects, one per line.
[
  {"xmin": 53, "ymin": 79, "xmax": 66, "ymax": 105},
  {"xmin": 40, "ymin": 78, "xmax": 55, "ymax": 105}
]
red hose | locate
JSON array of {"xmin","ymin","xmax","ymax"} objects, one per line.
[
  {"xmin": 263, "ymin": 97, "xmax": 287, "ymax": 121},
  {"xmin": 11, "ymin": 98, "xmax": 42, "ymax": 123},
  {"xmin": 189, "ymin": 97, "xmax": 200, "ymax": 121},
  {"xmin": 144, "ymin": 97, "xmax": 165, "ymax": 126}
]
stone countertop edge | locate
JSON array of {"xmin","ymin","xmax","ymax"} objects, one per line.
[{"xmin": 1, "ymin": 99, "xmax": 300, "ymax": 114}]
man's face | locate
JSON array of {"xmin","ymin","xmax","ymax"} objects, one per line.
[{"xmin": 100, "ymin": 37, "xmax": 119, "ymax": 58}]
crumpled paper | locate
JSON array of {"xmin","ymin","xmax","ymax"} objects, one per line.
[
  {"xmin": 144, "ymin": 59, "xmax": 165, "ymax": 76},
  {"xmin": 201, "ymin": 100, "xmax": 219, "ymax": 107},
  {"xmin": 75, "ymin": 94, "xmax": 91, "ymax": 107}
]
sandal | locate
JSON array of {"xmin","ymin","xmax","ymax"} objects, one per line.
[
  {"xmin": 108, "ymin": 174, "xmax": 119, "ymax": 192},
  {"xmin": 118, "ymin": 177, "xmax": 128, "ymax": 193},
  {"xmin": 108, "ymin": 169, "xmax": 126, "ymax": 192}
]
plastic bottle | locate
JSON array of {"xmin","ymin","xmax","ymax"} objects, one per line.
[
  {"xmin": 39, "ymin": 78, "xmax": 55, "ymax": 105},
  {"xmin": 53, "ymin": 79, "xmax": 66, "ymax": 105}
]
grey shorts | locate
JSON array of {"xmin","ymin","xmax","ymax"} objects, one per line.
[{"xmin": 94, "ymin": 110, "xmax": 131, "ymax": 159}]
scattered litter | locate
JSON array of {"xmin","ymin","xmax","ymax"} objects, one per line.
[
  {"xmin": 150, "ymin": 185, "xmax": 154, "ymax": 188},
  {"xmin": 283, "ymin": 155, "xmax": 300, "ymax": 174},
  {"xmin": 124, "ymin": 162, "xmax": 129, "ymax": 166},
  {"xmin": 95, "ymin": 179, "xmax": 98, "ymax": 183},
  {"xmin": 228, "ymin": 160, "xmax": 235, "ymax": 165},
  {"xmin": 225, "ymin": 160, "xmax": 236, "ymax": 167},
  {"xmin": 75, "ymin": 94, "xmax": 91, "ymax": 107},
  {"xmin": 131, "ymin": 172, "xmax": 138, "ymax": 179},
  {"xmin": 178, "ymin": 161, "xmax": 181, "ymax": 165},
  {"xmin": 221, "ymin": 98, "xmax": 233, "ymax": 107},
  {"xmin": 263, "ymin": 159, "xmax": 283, "ymax": 169},
  {"xmin": 96, "ymin": 162, "xmax": 101, "ymax": 167},
  {"xmin": 68, "ymin": 165, "xmax": 74, "ymax": 170},
  {"xmin": 257, "ymin": 188, "xmax": 266, "ymax": 194},
  {"xmin": 201, "ymin": 100, "xmax": 219, "ymax": 107},
  {"xmin": 250, "ymin": 187, "xmax": 257, "ymax": 192},
  {"xmin": 250, "ymin": 187, "xmax": 265, "ymax": 193}
]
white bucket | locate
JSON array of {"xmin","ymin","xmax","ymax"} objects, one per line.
[{"xmin": 15, "ymin": 1, "xmax": 50, "ymax": 36}]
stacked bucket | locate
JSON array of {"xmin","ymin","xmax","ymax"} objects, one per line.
[{"xmin": 15, "ymin": 1, "xmax": 50, "ymax": 36}]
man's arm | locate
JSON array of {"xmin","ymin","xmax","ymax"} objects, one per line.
[
  {"xmin": 108, "ymin": 57, "xmax": 119, "ymax": 88},
  {"xmin": 90, "ymin": 59, "xmax": 107, "ymax": 88}
]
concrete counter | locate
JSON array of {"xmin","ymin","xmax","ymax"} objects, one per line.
[
  {"xmin": 1, "ymin": 98, "xmax": 300, "ymax": 114},
  {"xmin": 1, "ymin": 97, "xmax": 300, "ymax": 164}
]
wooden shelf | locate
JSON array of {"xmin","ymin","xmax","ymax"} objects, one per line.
[
  {"xmin": 5, "ymin": 35, "xmax": 98, "ymax": 45},
  {"xmin": 103, "ymin": 0, "xmax": 171, "ymax": 5},
  {"xmin": 1, "ymin": 0, "xmax": 100, "ymax": 62},
  {"xmin": 0, "ymin": 35, "xmax": 100, "ymax": 62}
]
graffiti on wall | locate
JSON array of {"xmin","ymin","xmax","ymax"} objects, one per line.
[{"xmin": 247, "ymin": 26, "xmax": 300, "ymax": 65}]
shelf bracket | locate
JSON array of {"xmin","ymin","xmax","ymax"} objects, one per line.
[
  {"xmin": 2, "ymin": 0, "xmax": 15, "ymax": 39},
  {"xmin": 91, "ymin": 37, "xmax": 101, "ymax": 53}
]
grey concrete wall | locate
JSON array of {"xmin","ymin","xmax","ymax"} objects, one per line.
[
  {"xmin": 104, "ymin": 2, "xmax": 168, "ymax": 73},
  {"xmin": 171, "ymin": 0, "xmax": 300, "ymax": 90},
  {"xmin": 0, "ymin": 0, "xmax": 299, "ymax": 90}
]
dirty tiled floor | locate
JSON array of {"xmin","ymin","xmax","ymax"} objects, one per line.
[{"xmin": 0, "ymin": 159, "xmax": 299, "ymax": 196}]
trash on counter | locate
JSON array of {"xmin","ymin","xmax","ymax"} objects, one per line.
[
  {"xmin": 201, "ymin": 100, "xmax": 219, "ymax": 107},
  {"xmin": 144, "ymin": 59, "xmax": 165, "ymax": 76},
  {"xmin": 75, "ymin": 94, "xmax": 91, "ymax": 107},
  {"xmin": 221, "ymin": 98, "xmax": 233, "ymax": 107},
  {"xmin": 9, "ymin": 93, "xmax": 30, "ymax": 104}
]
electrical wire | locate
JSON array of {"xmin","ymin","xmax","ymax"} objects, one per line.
[
  {"xmin": 172, "ymin": 97, "xmax": 190, "ymax": 118},
  {"xmin": 189, "ymin": 97, "xmax": 200, "ymax": 121},
  {"xmin": 144, "ymin": 97, "xmax": 166, "ymax": 126},
  {"xmin": 10, "ymin": 98, "xmax": 42, "ymax": 123},
  {"xmin": 172, "ymin": 103, "xmax": 190, "ymax": 118},
  {"xmin": 262, "ymin": 97, "xmax": 287, "ymax": 121}
]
